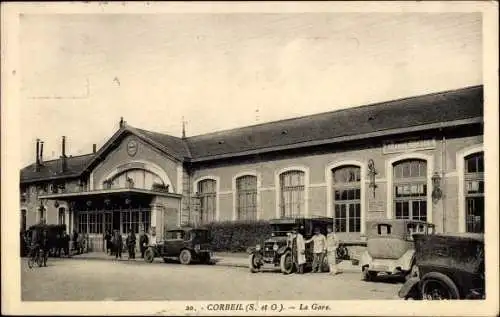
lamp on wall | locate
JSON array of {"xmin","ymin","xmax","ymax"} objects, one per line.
[
  {"xmin": 54, "ymin": 200, "xmax": 60, "ymax": 208},
  {"xmin": 367, "ymin": 159, "xmax": 378, "ymax": 198},
  {"xmin": 431, "ymin": 172, "xmax": 443, "ymax": 204}
]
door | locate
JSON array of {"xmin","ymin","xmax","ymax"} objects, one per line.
[{"xmin": 164, "ymin": 230, "xmax": 184, "ymax": 256}]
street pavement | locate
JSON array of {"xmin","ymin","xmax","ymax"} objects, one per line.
[{"xmin": 21, "ymin": 256, "xmax": 402, "ymax": 301}]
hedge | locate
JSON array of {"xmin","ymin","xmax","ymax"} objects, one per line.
[{"xmin": 203, "ymin": 220, "xmax": 272, "ymax": 253}]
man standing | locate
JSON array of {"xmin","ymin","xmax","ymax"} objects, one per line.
[
  {"xmin": 62, "ymin": 230, "xmax": 70, "ymax": 257},
  {"xmin": 126, "ymin": 229, "xmax": 136, "ymax": 260},
  {"xmin": 306, "ymin": 227, "xmax": 327, "ymax": 273},
  {"xmin": 295, "ymin": 227, "xmax": 306, "ymax": 274},
  {"xmin": 113, "ymin": 230, "xmax": 123, "ymax": 259},
  {"xmin": 326, "ymin": 226, "xmax": 340, "ymax": 275},
  {"xmin": 104, "ymin": 230, "xmax": 112, "ymax": 255},
  {"xmin": 139, "ymin": 229, "xmax": 149, "ymax": 259},
  {"xmin": 40, "ymin": 229, "xmax": 50, "ymax": 267},
  {"xmin": 72, "ymin": 230, "xmax": 79, "ymax": 254}
]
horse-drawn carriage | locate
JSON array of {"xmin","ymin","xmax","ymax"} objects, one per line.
[{"xmin": 22, "ymin": 223, "xmax": 68, "ymax": 257}]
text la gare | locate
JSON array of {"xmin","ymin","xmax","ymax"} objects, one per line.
[{"xmin": 300, "ymin": 303, "xmax": 331, "ymax": 311}]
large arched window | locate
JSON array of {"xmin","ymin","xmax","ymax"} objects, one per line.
[
  {"xmin": 393, "ymin": 159, "xmax": 427, "ymax": 221},
  {"xmin": 236, "ymin": 175, "xmax": 257, "ymax": 221},
  {"xmin": 464, "ymin": 152, "xmax": 484, "ymax": 233},
  {"xmin": 279, "ymin": 170, "xmax": 305, "ymax": 218},
  {"xmin": 332, "ymin": 165, "xmax": 361, "ymax": 233},
  {"xmin": 198, "ymin": 179, "xmax": 217, "ymax": 224},
  {"xmin": 107, "ymin": 168, "xmax": 166, "ymax": 191}
]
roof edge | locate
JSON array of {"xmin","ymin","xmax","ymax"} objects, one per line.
[{"xmin": 189, "ymin": 117, "xmax": 483, "ymax": 162}]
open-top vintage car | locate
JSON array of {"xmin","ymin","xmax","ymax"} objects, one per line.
[
  {"xmin": 360, "ymin": 219, "xmax": 435, "ymax": 282},
  {"xmin": 144, "ymin": 227, "xmax": 213, "ymax": 265},
  {"xmin": 248, "ymin": 217, "xmax": 335, "ymax": 274},
  {"xmin": 398, "ymin": 233, "xmax": 485, "ymax": 300}
]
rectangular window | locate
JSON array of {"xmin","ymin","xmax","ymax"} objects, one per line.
[
  {"xmin": 280, "ymin": 171, "xmax": 305, "ymax": 218},
  {"xmin": 236, "ymin": 176, "xmax": 258, "ymax": 221},
  {"xmin": 78, "ymin": 213, "xmax": 88, "ymax": 233},
  {"xmin": 334, "ymin": 204, "xmax": 347, "ymax": 233}
]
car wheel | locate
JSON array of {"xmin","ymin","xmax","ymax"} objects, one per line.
[
  {"xmin": 362, "ymin": 266, "xmax": 376, "ymax": 281},
  {"xmin": 280, "ymin": 251, "xmax": 294, "ymax": 275},
  {"xmin": 179, "ymin": 249, "xmax": 192, "ymax": 265},
  {"xmin": 421, "ymin": 272, "xmax": 460, "ymax": 300},
  {"xmin": 144, "ymin": 248, "xmax": 155, "ymax": 263},
  {"xmin": 249, "ymin": 254, "xmax": 261, "ymax": 273}
]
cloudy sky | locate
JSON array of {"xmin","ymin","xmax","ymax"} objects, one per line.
[{"xmin": 20, "ymin": 12, "xmax": 482, "ymax": 166}]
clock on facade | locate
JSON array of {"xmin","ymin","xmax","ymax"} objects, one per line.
[{"xmin": 127, "ymin": 140, "xmax": 138, "ymax": 157}]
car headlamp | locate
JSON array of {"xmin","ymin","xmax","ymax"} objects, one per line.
[
  {"xmin": 273, "ymin": 244, "xmax": 279, "ymax": 251},
  {"xmin": 255, "ymin": 244, "xmax": 261, "ymax": 251}
]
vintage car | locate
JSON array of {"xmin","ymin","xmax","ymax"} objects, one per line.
[
  {"xmin": 144, "ymin": 227, "xmax": 213, "ymax": 265},
  {"xmin": 248, "ymin": 217, "xmax": 337, "ymax": 274},
  {"xmin": 360, "ymin": 219, "xmax": 435, "ymax": 281},
  {"xmin": 398, "ymin": 233, "xmax": 485, "ymax": 300}
]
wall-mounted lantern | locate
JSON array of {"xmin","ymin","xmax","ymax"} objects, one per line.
[
  {"xmin": 86, "ymin": 200, "xmax": 92, "ymax": 207},
  {"xmin": 125, "ymin": 198, "xmax": 131, "ymax": 205},
  {"xmin": 104, "ymin": 198, "xmax": 111, "ymax": 206},
  {"xmin": 367, "ymin": 159, "xmax": 378, "ymax": 198},
  {"xmin": 54, "ymin": 200, "xmax": 60, "ymax": 208},
  {"xmin": 431, "ymin": 172, "xmax": 443, "ymax": 204}
]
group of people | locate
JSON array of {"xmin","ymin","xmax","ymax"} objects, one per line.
[
  {"xmin": 104, "ymin": 229, "xmax": 150, "ymax": 260},
  {"xmin": 288, "ymin": 225, "xmax": 340, "ymax": 275}
]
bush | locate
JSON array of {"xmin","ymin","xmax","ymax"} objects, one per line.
[{"xmin": 204, "ymin": 220, "xmax": 272, "ymax": 253}]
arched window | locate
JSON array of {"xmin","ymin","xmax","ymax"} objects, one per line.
[
  {"xmin": 21, "ymin": 209, "xmax": 27, "ymax": 232},
  {"xmin": 332, "ymin": 165, "xmax": 361, "ymax": 233},
  {"xmin": 58, "ymin": 207, "xmax": 66, "ymax": 225},
  {"xmin": 236, "ymin": 175, "xmax": 257, "ymax": 221},
  {"xmin": 198, "ymin": 179, "xmax": 217, "ymax": 224},
  {"xmin": 393, "ymin": 159, "xmax": 427, "ymax": 221},
  {"xmin": 279, "ymin": 170, "xmax": 305, "ymax": 218},
  {"xmin": 108, "ymin": 168, "xmax": 165, "ymax": 190},
  {"xmin": 464, "ymin": 152, "xmax": 484, "ymax": 233}
]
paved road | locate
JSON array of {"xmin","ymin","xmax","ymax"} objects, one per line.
[{"xmin": 21, "ymin": 258, "xmax": 402, "ymax": 301}]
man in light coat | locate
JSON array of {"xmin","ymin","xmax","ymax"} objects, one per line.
[
  {"xmin": 306, "ymin": 227, "xmax": 327, "ymax": 273},
  {"xmin": 326, "ymin": 225, "xmax": 340, "ymax": 275},
  {"xmin": 291, "ymin": 226, "xmax": 306, "ymax": 274}
]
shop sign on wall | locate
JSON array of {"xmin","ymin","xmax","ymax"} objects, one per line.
[{"xmin": 383, "ymin": 139, "xmax": 436, "ymax": 154}]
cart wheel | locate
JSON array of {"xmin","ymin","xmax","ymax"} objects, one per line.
[
  {"xmin": 179, "ymin": 249, "xmax": 192, "ymax": 265},
  {"xmin": 249, "ymin": 254, "xmax": 261, "ymax": 273},
  {"xmin": 280, "ymin": 251, "xmax": 294, "ymax": 275},
  {"xmin": 421, "ymin": 272, "xmax": 460, "ymax": 300},
  {"xmin": 144, "ymin": 248, "xmax": 155, "ymax": 263}
]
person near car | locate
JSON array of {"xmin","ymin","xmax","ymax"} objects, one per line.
[
  {"xmin": 326, "ymin": 225, "xmax": 340, "ymax": 275},
  {"xmin": 126, "ymin": 229, "xmax": 136, "ymax": 260},
  {"xmin": 306, "ymin": 227, "xmax": 327, "ymax": 273},
  {"xmin": 139, "ymin": 230, "xmax": 149, "ymax": 258},
  {"xmin": 61, "ymin": 230, "xmax": 70, "ymax": 257},
  {"xmin": 113, "ymin": 230, "xmax": 123, "ymax": 259},
  {"xmin": 104, "ymin": 230, "xmax": 113, "ymax": 255},
  {"xmin": 294, "ymin": 226, "xmax": 306, "ymax": 274},
  {"xmin": 40, "ymin": 229, "xmax": 50, "ymax": 267}
]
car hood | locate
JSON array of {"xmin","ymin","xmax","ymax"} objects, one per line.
[{"xmin": 264, "ymin": 236, "xmax": 289, "ymax": 244}]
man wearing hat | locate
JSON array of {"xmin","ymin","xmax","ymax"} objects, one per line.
[
  {"xmin": 289, "ymin": 226, "xmax": 306, "ymax": 274},
  {"xmin": 305, "ymin": 227, "xmax": 327, "ymax": 273}
]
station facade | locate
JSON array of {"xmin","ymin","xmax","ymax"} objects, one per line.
[{"xmin": 20, "ymin": 85, "xmax": 484, "ymax": 250}]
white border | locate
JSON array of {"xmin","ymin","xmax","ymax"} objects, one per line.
[
  {"xmin": 325, "ymin": 160, "xmax": 367, "ymax": 234},
  {"xmin": 232, "ymin": 171, "xmax": 261, "ymax": 221},
  {"xmin": 386, "ymin": 153, "xmax": 434, "ymax": 224},
  {"xmin": 192, "ymin": 175, "xmax": 220, "ymax": 221},
  {"xmin": 274, "ymin": 166, "xmax": 310, "ymax": 218},
  {"xmin": 456, "ymin": 144, "xmax": 484, "ymax": 233}
]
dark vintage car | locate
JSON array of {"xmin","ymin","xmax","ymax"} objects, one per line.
[
  {"xmin": 248, "ymin": 217, "xmax": 341, "ymax": 274},
  {"xmin": 144, "ymin": 227, "xmax": 213, "ymax": 265},
  {"xmin": 360, "ymin": 219, "xmax": 435, "ymax": 282},
  {"xmin": 398, "ymin": 233, "xmax": 485, "ymax": 300}
]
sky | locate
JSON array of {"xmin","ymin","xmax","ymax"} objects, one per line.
[{"xmin": 19, "ymin": 12, "xmax": 482, "ymax": 166}]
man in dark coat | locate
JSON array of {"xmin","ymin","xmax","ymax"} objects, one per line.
[
  {"xmin": 72, "ymin": 230, "xmax": 79, "ymax": 254},
  {"xmin": 139, "ymin": 229, "xmax": 149, "ymax": 258},
  {"xmin": 40, "ymin": 229, "xmax": 50, "ymax": 267},
  {"xmin": 113, "ymin": 230, "xmax": 123, "ymax": 259},
  {"xmin": 104, "ymin": 230, "xmax": 113, "ymax": 255},
  {"xmin": 126, "ymin": 229, "xmax": 136, "ymax": 260},
  {"xmin": 61, "ymin": 230, "xmax": 70, "ymax": 257}
]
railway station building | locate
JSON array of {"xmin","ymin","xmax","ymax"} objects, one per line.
[{"xmin": 20, "ymin": 85, "xmax": 484, "ymax": 250}]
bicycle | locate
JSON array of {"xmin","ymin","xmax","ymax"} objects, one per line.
[{"xmin": 27, "ymin": 246, "xmax": 44, "ymax": 269}]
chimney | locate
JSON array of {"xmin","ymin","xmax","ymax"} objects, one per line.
[
  {"xmin": 93, "ymin": 144, "xmax": 97, "ymax": 153},
  {"xmin": 39, "ymin": 141, "xmax": 44, "ymax": 163},
  {"xmin": 35, "ymin": 139, "xmax": 40, "ymax": 171},
  {"xmin": 61, "ymin": 136, "xmax": 67, "ymax": 172}
]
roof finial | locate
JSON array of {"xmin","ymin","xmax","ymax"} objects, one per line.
[
  {"xmin": 182, "ymin": 116, "xmax": 186, "ymax": 139},
  {"xmin": 119, "ymin": 117, "xmax": 124, "ymax": 128}
]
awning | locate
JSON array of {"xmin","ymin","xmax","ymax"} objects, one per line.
[{"xmin": 38, "ymin": 188, "xmax": 182, "ymax": 210}]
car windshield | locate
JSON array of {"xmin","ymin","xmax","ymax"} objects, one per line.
[
  {"xmin": 271, "ymin": 224, "xmax": 296, "ymax": 236},
  {"xmin": 190, "ymin": 230, "xmax": 210, "ymax": 241}
]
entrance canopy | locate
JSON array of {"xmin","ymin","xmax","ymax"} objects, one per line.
[{"xmin": 39, "ymin": 188, "xmax": 182, "ymax": 210}]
